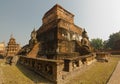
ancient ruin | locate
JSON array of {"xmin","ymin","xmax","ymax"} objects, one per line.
[
  {"xmin": 6, "ymin": 34, "xmax": 20, "ymax": 57},
  {"xmin": 18, "ymin": 4, "xmax": 96, "ymax": 84},
  {"xmin": 0, "ymin": 42, "xmax": 5, "ymax": 56}
]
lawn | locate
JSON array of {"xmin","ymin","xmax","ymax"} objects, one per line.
[
  {"xmin": 0, "ymin": 56, "xmax": 120, "ymax": 84},
  {"xmin": 0, "ymin": 59, "xmax": 51, "ymax": 84},
  {"xmin": 67, "ymin": 56, "xmax": 120, "ymax": 84}
]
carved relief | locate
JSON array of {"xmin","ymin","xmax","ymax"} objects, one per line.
[
  {"xmin": 45, "ymin": 64, "xmax": 53, "ymax": 75},
  {"xmin": 72, "ymin": 60, "xmax": 79, "ymax": 69}
]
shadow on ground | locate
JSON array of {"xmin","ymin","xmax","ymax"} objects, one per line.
[
  {"xmin": 16, "ymin": 63, "xmax": 53, "ymax": 84},
  {"xmin": 0, "ymin": 54, "xmax": 4, "ymax": 59}
]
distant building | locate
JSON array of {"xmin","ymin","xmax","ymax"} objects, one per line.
[
  {"xmin": 6, "ymin": 35, "xmax": 20, "ymax": 56},
  {"xmin": 0, "ymin": 42, "xmax": 5, "ymax": 56}
]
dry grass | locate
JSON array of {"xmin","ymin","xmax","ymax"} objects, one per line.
[
  {"xmin": 0, "ymin": 56, "xmax": 120, "ymax": 84},
  {"xmin": 0, "ymin": 59, "xmax": 51, "ymax": 84},
  {"xmin": 67, "ymin": 56, "xmax": 120, "ymax": 84}
]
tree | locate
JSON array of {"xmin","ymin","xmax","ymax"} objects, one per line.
[
  {"xmin": 106, "ymin": 31, "xmax": 120, "ymax": 50},
  {"xmin": 90, "ymin": 38, "xmax": 104, "ymax": 51},
  {"xmin": 103, "ymin": 40, "xmax": 110, "ymax": 50}
]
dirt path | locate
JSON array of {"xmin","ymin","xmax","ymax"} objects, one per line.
[{"xmin": 107, "ymin": 61, "xmax": 120, "ymax": 84}]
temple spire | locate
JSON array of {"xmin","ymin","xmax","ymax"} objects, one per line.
[
  {"xmin": 10, "ymin": 34, "xmax": 13, "ymax": 38},
  {"xmin": 33, "ymin": 25, "xmax": 36, "ymax": 31}
]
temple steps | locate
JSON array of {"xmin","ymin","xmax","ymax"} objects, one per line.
[{"xmin": 27, "ymin": 43, "xmax": 39, "ymax": 58}]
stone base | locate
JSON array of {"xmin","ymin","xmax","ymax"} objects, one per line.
[{"xmin": 18, "ymin": 54, "xmax": 96, "ymax": 84}]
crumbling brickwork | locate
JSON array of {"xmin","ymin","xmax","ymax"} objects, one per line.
[
  {"xmin": 18, "ymin": 4, "xmax": 96, "ymax": 84},
  {"xmin": 34, "ymin": 4, "xmax": 91, "ymax": 59},
  {"xmin": 6, "ymin": 35, "xmax": 20, "ymax": 57}
]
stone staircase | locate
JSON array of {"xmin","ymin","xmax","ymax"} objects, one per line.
[{"xmin": 27, "ymin": 43, "xmax": 39, "ymax": 58}]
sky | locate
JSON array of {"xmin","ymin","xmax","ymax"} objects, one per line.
[{"xmin": 0, "ymin": 0, "xmax": 120, "ymax": 46}]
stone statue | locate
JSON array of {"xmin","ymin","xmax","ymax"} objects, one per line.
[
  {"xmin": 81, "ymin": 29, "xmax": 89, "ymax": 46},
  {"xmin": 29, "ymin": 28, "xmax": 37, "ymax": 45},
  {"xmin": 81, "ymin": 29, "xmax": 91, "ymax": 55},
  {"xmin": 31, "ymin": 28, "xmax": 37, "ymax": 40}
]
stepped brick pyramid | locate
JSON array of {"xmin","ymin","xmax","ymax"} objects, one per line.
[
  {"xmin": 19, "ymin": 4, "xmax": 92, "ymax": 59},
  {"xmin": 18, "ymin": 4, "xmax": 95, "ymax": 84}
]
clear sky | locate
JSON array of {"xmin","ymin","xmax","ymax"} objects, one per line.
[{"xmin": 0, "ymin": 0, "xmax": 120, "ymax": 46}]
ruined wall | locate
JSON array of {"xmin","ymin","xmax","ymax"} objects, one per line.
[
  {"xmin": 19, "ymin": 56, "xmax": 64, "ymax": 84},
  {"xmin": 56, "ymin": 5, "xmax": 74, "ymax": 23},
  {"xmin": 18, "ymin": 54, "xmax": 96, "ymax": 84},
  {"xmin": 19, "ymin": 4, "xmax": 92, "ymax": 59},
  {"xmin": 35, "ymin": 4, "xmax": 84, "ymax": 59},
  {"xmin": 42, "ymin": 4, "xmax": 74, "ymax": 24},
  {"xmin": 0, "ymin": 42, "xmax": 5, "ymax": 56},
  {"xmin": 36, "ymin": 25, "xmax": 58, "ymax": 58},
  {"xmin": 6, "ymin": 36, "xmax": 20, "ymax": 57}
]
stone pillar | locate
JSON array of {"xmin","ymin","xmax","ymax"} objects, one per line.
[{"xmin": 55, "ymin": 62, "xmax": 64, "ymax": 84}]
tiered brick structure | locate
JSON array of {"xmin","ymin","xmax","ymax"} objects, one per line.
[
  {"xmin": 18, "ymin": 4, "xmax": 95, "ymax": 84},
  {"xmin": 6, "ymin": 35, "xmax": 20, "ymax": 56},
  {"xmin": 37, "ymin": 4, "xmax": 92, "ymax": 59},
  {"xmin": 19, "ymin": 4, "xmax": 91, "ymax": 59}
]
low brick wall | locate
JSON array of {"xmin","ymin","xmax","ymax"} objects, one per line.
[
  {"xmin": 96, "ymin": 52, "xmax": 110, "ymax": 62},
  {"xmin": 18, "ymin": 54, "xmax": 96, "ymax": 84},
  {"xmin": 18, "ymin": 56, "xmax": 64, "ymax": 84},
  {"xmin": 109, "ymin": 50, "xmax": 120, "ymax": 55},
  {"xmin": 61, "ymin": 54, "xmax": 96, "ymax": 84},
  {"xmin": 104, "ymin": 50, "xmax": 120, "ymax": 55}
]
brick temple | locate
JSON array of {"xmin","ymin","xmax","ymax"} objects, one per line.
[
  {"xmin": 18, "ymin": 4, "xmax": 96, "ymax": 84},
  {"xmin": 6, "ymin": 35, "xmax": 20, "ymax": 57},
  {"xmin": 19, "ymin": 4, "xmax": 92, "ymax": 59}
]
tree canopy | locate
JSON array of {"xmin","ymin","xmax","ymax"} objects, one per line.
[
  {"xmin": 105, "ymin": 31, "xmax": 120, "ymax": 50},
  {"xmin": 90, "ymin": 38, "xmax": 104, "ymax": 51}
]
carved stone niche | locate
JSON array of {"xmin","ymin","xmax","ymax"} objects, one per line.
[
  {"xmin": 64, "ymin": 57, "xmax": 81, "ymax": 72},
  {"xmin": 45, "ymin": 64, "xmax": 53, "ymax": 75},
  {"xmin": 37, "ymin": 63, "xmax": 43, "ymax": 71},
  {"xmin": 72, "ymin": 60, "xmax": 79, "ymax": 69}
]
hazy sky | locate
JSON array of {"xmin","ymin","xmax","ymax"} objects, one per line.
[{"xmin": 0, "ymin": 0, "xmax": 120, "ymax": 46}]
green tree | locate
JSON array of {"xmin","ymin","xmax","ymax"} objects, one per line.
[
  {"xmin": 106, "ymin": 31, "xmax": 120, "ymax": 50},
  {"xmin": 90, "ymin": 38, "xmax": 104, "ymax": 51},
  {"xmin": 103, "ymin": 40, "xmax": 109, "ymax": 50}
]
